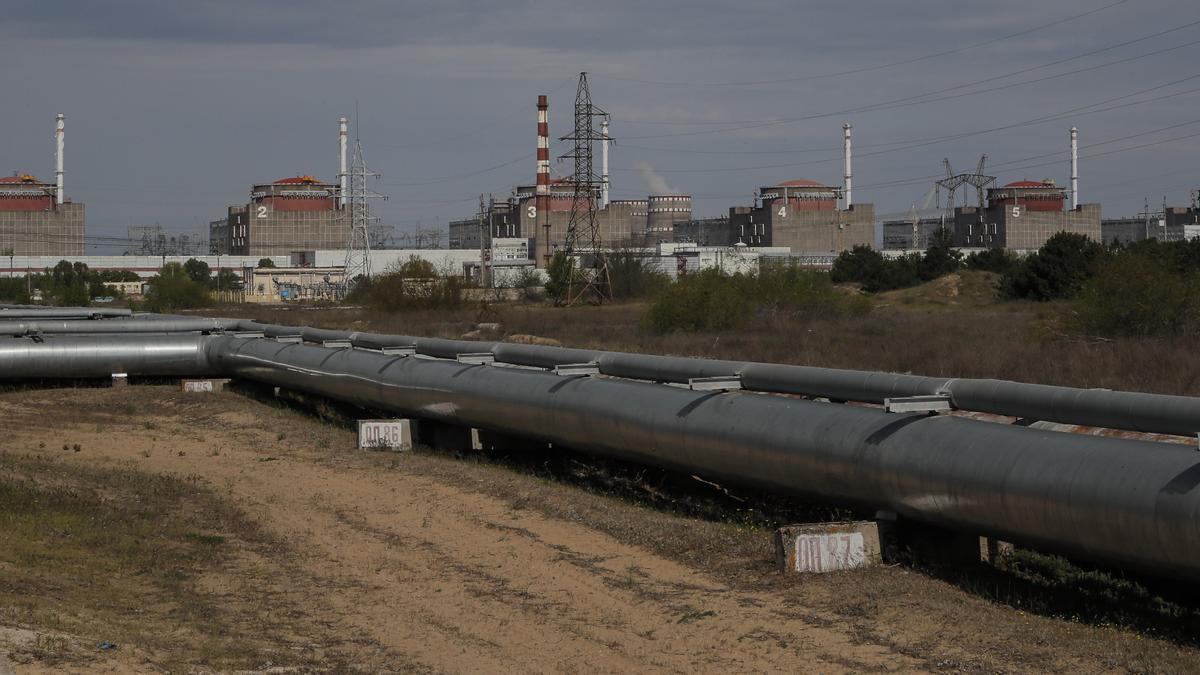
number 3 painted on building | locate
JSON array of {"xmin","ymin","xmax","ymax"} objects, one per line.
[
  {"xmin": 527, "ymin": 205, "xmax": 537, "ymax": 219},
  {"xmin": 256, "ymin": 205, "xmax": 268, "ymax": 219}
]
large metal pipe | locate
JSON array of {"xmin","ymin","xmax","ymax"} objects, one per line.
[
  {"xmin": 0, "ymin": 307, "xmax": 133, "ymax": 319},
  {"xmin": 0, "ymin": 335, "xmax": 215, "ymax": 378},
  {"xmin": 214, "ymin": 320, "xmax": 1200, "ymax": 438},
  {"xmin": 207, "ymin": 336, "xmax": 1200, "ymax": 581},
  {"xmin": 0, "ymin": 317, "xmax": 235, "ymax": 336},
  {"xmin": 55, "ymin": 113, "xmax": 65, "ymax": 206}
]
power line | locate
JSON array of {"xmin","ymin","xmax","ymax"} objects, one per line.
[
  {"xmin": 611, "ymin": 116, "xmax": 1200, "ymax": 177},
  {"xmin": 601, "ymin": 0, "xmax": 1131, "ymax": 88},
  {"xmin": 614, "ymin": 32, "xmax": 1200, "ymax": 139},
  {"xmin": 616, "ymin": 72, "xmax": 1200, "ymax": 157}
]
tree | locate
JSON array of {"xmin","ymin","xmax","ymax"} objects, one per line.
[
  {"xmin": 830, "ymin": 245, "xmax": 886, "ymax": 286},
  {"xmin": 965, "ymin": 247, "xmax": 1018, "ymax": 274},
  {"xmin": 398, "ymin": 256, "xmax": 436, "ymax": 279},
  {"xmin": 214, "ymin": 269, "xmax": 243, "ymax": 291},
  {"xmin": 606, "ymin": 245, "xmax": 668, "ymax": 300},
  {"xmin": 46, "ymin": 260, "xmax": 90, "ymax": 306},
  {"xmin": 257, "ymin": 258, "xmax": 276, "ymax": 269},
  {"xmin": 917, "ymin": 227, "xmax": 962, "ymax": 281},
  {"xmin": 544, "ymin": 252, "xmax": 576, "ymax": 305},
  {"xmin": 183, "ymin": 258, "xmax": 212, "ymax": 286},
  {"xmin": 143, "ymin": 262, "xmax": 211, "ymax": 311},
  {"xmin": 1000, "ymin": 232, "xmax": 1101, "ymax": 301}
]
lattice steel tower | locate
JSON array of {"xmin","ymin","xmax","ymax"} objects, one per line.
[
  {"xmin": 342, "ymin": 137, "xmax": 387, "ymax": 294},
  {"xmin": 558, "ymin": 72, "xmax": 611, "ymax": 305}
]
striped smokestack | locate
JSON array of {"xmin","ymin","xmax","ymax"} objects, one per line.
[{"xmin": 536, "ymin": 94, "xmax": 551, "ymax": 267}]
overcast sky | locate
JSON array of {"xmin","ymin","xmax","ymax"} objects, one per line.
[{"xmin": 1, "ymin": 0, "xmax": 1197, "ymax": 250}]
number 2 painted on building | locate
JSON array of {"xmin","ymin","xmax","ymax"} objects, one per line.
[{"xmin": 256, "ymin": 205, "xmax": 268, "ymax": 219}]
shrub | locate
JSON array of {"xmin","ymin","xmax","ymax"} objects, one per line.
[
  {"xmin": 606, "ymin": 248, "xmax": 669, "ymax": 300},
  {"xmin": 1072, "ymin": 252, "xmax": 1200, "ymax": 338},
  {"xmin": 830, "ymin": 245, "xmax": 886, "ymax": 286},
  {"xmin": 544, "ymin": 252, "xmax": 577, "ymax": 305},
  {"xmin": 643, "ymin": 265, "xmax": 869, "ymax": 333},
  {"xmin": 918, "ymin": 228, "xmax": 962, "ymax": 280},
  {"xmin": 142, "ymin": 262, "xmax": 212, "ymax": 312},
  {"xmin": 347, "ymin": 258, "xmax": 465, "ymax": 311},
  {"xmin": 1000, "ymin": 232, "xmax": 1100, "ymax": 301},
  {"xmin": 965, "ymin": 247, "xmax": 1018, "ymax": 274},
  {"xmin": 831, "ymin": 233, "xmax": 961, "ymax": 294}
]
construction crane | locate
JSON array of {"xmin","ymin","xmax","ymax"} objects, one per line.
[{"xmin": 908, "ymin": 185, "xmax": 939, "ymax": 249}]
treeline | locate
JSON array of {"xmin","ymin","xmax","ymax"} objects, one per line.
[
  {"xmin": 830, "ymin": 229, "xmax": 1018, "ymax": 292},
  {"xmin": 0, "ymin": 257, "xmax": 243, "ymax": 310},
  {"xmin": 0, "ymin": 261, "xmax": 140, "ymax": 306},
  {"xmin": 835, "ymin": 229, "xmax": 1200, "ymax": 338},
  {"xmin": 1007, "ymin": 234, "xmax": 1200, "ymax": 338}
]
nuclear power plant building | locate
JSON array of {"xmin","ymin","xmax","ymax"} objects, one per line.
[
  {"xmin": 0, "ymin": 114, "xmax": 84, "ymax": 256},
  {"xmin": 953, "ymin": 180, "xmax": 1101, "ymax": 251}
]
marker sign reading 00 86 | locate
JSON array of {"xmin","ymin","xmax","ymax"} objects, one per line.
[{"xmin": 358, "ymin": 420, "xmax": 412, "ymax": 451}]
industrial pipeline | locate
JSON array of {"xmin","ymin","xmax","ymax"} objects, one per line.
[
  {"xmin": 15, "ymin": 313, "xmax": 1200, "ymax": 438},
  {"xmin": 4, "ymin": 311, "xmax": 1200, "ymax": 581}
]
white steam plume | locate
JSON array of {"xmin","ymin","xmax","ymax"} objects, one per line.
[{"xmin": 634, "ymin": 161, "xmax": 678, "ymax": 195}]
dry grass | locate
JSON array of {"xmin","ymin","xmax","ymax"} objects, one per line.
[
  {"xmin": 4, "ymin": 384, "xmax": 1200, "ymax": 672},
  {"xmin": 0, "ymin": 447, "xmax": 366, "ymax": 672}
]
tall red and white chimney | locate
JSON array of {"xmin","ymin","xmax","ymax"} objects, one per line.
[{"xmin": 536, "ymin": 94, "xmax": 551, "ymax": 266}]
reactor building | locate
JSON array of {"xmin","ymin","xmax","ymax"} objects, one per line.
[
  {"xmin": 211, "ymin": 119, "xmax": 350, "ymax": 256},
  {"xmin": 952, "ymin": 180, "xmax": 1101, "ymax": 250},
  {"xmin": 722, "ymin": 178, "xmax": 874, "ymax": 252},
  {"xmin": 0, "ymin": 114, "xmax": 84, "ymax": 256}
]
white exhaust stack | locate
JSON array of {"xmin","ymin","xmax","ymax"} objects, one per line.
[
  {"xmin": 1070, "ymin": 126, "xmax": 1079, "ymax": 210},
  {"xmin": 55, "ymin": 113, "xmax": 64, "ymax": 205},
  {"xmin": 842, "ymin": 122, "xmax": 853, "ymax": 209},
  {"xmin": 600, "ymin": 117, "xmax": 610, "ymax": 209},
  {"xmin": 338, "ymin": 116, "xmax": 348, "ymax": 208}
]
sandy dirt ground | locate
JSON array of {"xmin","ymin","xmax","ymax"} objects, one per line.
[{"xmin": 2, "ymin": 385, "xmax": 1198, "ymax": 673}]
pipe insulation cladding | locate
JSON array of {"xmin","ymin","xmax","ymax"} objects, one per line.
[
  {"xmin": 230, "ymin": 320, "xmax": 1200, "ymax": 439},
  {"xmin": 0, "ymin": 335, "xmax": 217, "ymax": 378},
  {"xmin": 204, "ymin": 336, "xmax": 1200, "ymax": 581},
  {"xmin": 13, "ymin": 314, "xmax": 1200, "ymax": 439}
]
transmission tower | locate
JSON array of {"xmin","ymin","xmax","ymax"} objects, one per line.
[
  {"xmin": 935, "ymin": 155, "xmax": 995, "ymax": 219},
  {"xmin": 342, "ymin": 137, "xmax": 387, "ymax": 295},
  {"xmin": 557, "ymin": 72, "xmax": 611, "ymax": 305}
]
